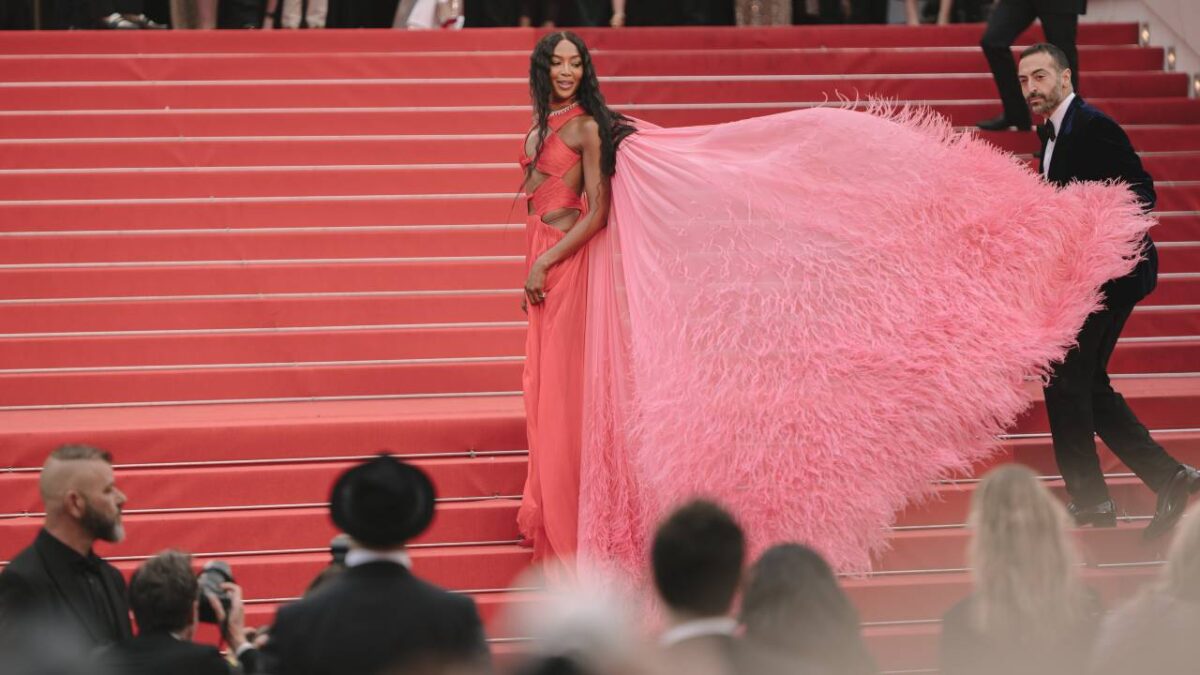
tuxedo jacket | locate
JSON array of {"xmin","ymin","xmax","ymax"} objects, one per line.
[
  {"xmin": 260, "ymin": 561, "xmax": 489, "ymax": 675},
  {"xmin": 0, "ymin": 529, "xmax": 132, "ymax": 647},
  {"xmin": 1039, "ymin": 95, "xmax": 1158, "ymax": 308},
  {"xmin": 101, "ymin": 632, "xmax": 259, "ymax": 675}
]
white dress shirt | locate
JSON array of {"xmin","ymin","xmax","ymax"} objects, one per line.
[
  {"xmin": 1042, "ymin": 91, "xmax": 1076, "ymax": 179},
  {"xmin": 659, "ymin": 617, "xmax": 738, "ymax": 647},
  {"xmin": 344, "ymin": 547, "xmax": 413, "ymax": 569}
]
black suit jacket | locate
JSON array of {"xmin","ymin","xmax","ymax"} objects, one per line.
[
  {"xmin": 101, "ymin": 632, "xmax": 256, "ymax": 675},
  {"xmin": 1039, "ymin": 95, "xmax": 1158, "ymax": 308},
  {"xmin": 0, "ymin": 529, "xmax": 132, "ymax": 647},
  {"xmin": 260, "ymin": 561, "xmax": 489, "ymax": 675}
]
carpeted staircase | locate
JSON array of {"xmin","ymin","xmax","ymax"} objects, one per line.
[{"xmin": 1, "ymin": 22, "xmax": 1197, "ymax": 672}]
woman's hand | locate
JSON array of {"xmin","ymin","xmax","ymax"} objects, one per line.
[{"xmin": 525, "ymin": 260, "xmax": 549, "ymax": 307}]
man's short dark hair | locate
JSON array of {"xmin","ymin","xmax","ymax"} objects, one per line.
[
  {"xmin": 1020, "ymin": 43, "xmax": 1071, "ymax": 72},
  {"xmin": 651, "ymin": 500, "xmax": 745, "ymax": 616},
  {"xmin": 129, "ymin": 550, "xmax": 197, "ymax": 634},
  {"xmin": 51, "ymin": 444, "xmax": 113, "ymax": 464}
]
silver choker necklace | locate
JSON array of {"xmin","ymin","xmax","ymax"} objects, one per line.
[{"xmin": 548, "ymin": 101, "xmax": 579, "ymax": 117}]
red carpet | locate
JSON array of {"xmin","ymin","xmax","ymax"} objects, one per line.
[{"xmin": 1, "ymin": 22, "xmax": 1197, "ymax": 672}]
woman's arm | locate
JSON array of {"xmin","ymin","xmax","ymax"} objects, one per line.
[{"xmin": 525, "ymin": 118, "xmax": 611, "ymax": 307}]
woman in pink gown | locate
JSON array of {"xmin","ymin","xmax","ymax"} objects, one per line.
[
  {"xmin": 518, "ymin": 32, "xmax": 1156, "ymax": 583},
  {"xmin": 517, "ymin": 32, "xmax": 635, "ymax": 566}
]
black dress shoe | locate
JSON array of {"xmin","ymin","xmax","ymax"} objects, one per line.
[
  {"xmin": 1068, "ymin": 499, "xmax": 1117, "ymax": 528},
  {"xmin": 1144, "ymin": 466, "xmax": 1196, "ymax": 540},
  {"xmin": 976, "ymin": 114, "xmax": 1032, "ymax": 132}
]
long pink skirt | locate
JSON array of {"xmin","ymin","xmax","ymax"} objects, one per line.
[{"xmin": 518, "ymin": 214, "xmax": 589, "ymax": 569}]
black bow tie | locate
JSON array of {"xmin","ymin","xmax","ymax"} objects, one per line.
[{"xmin": 1037, "ymin": 122, "xmax": 1057, "ymax": 143}]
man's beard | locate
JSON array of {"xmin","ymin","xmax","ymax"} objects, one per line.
[{"xmin": 80, "ymin": 500, "xmax": 124, "ymax": 543}]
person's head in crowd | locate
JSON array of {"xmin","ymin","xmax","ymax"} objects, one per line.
[
  {"xmin": 967, "ymin": 463, "xmax": 1091, "ymax": 639},
  {"xmin": 740, "ymin": 543, "xmax": 876, "ymax": 675},
  {"xmin": 128, "ymin": 550, "xmax": 201, "ymax": 638},
  {"xmin": 329, "ymin": 454, "xmax": 437, "ymax": 554},
  {"xmin": 1089, "ymin": 505, "xmax": 1200, "ymax": 675},
  {"xmin": 1160, "ymin": 501, "xmax": 1200, "ymax": 602},
  {"xmin": 1018, "ymin": 42, "xmax": 1074, "ymax": 117},
  {"xmin": 40, "ymin": 444, "xmax": 126, "ymax": 555},
  {"xmin": 651, "ymin": 499, "xmax": 744, "ymax": 622}
]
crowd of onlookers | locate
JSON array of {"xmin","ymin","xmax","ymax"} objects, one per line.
[
  {"xmin": 0, "ymin": 0, "xmax": 996, "ymax": 31},
  {"xmin": 2, "ymin": 445, "xmax": 1198, "ymax": 675}
]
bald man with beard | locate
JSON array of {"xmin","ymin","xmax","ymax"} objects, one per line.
[{"xmin": 0, "ymin": 445, "xmax": 132, "ymax": 649}]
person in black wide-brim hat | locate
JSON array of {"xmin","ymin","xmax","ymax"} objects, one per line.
[{"xmin": 258, "ymin": 454, "xmax": 491, "ymax": 675}]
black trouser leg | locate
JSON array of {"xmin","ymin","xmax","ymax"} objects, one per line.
[
  {"xmin": 85, "ymin": 0, "xmax": 118, "ymax": 21},
  {"xmin": 1045, "ymin": 308, "xmax": 1112, "ymax": 507},
  {"xmin": 1091, "ymin": 303, "xmax": 1181, "ymax": 493},
  {"xmin": 1039, "ymin": 12, "xmax": 1080, "ymax": 92},
  {"xmin": 980, "ymin": 0, "xmax": 1036, "ymax": 127},
  {"xmin": 464, "ymin": 0, "xmax": 519, "ymax": 26}
]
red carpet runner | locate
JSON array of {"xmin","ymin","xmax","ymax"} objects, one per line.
[{"xmin": 0, "ymin": 23, "xmax": 1198, "ymax": 671}]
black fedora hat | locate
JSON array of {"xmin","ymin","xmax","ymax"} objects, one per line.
[{"xmin": 329, "ymin": 454, "xmax": 436, "ymax": 548}]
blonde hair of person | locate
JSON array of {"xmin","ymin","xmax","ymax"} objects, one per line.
[
  {"xmin": 1158, "ymin": 505, "xmax": 1200, "ymax": 602},
  {"xmin": 967, "ymin": 463, "xmax": 1091, "ymax": 638}
]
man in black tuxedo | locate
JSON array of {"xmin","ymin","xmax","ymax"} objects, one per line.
[
  {"xmin": 1020, "ymin": 43, "xmax": 1200, "ymax": 539},
  {"xmin": 102, "ymin": 550, "xmax": 260, "ymax": 675},
  {"xmin": 0, "ymin": 445, "xmax": 132, "ymax": 648},
  {"xmin": 259, "ymin": 455, "xmax": 490, "ymax": 675},
  {"xmin": 652, "ymin": 500, "xmax": 745, "ymax": 675},
  {"xmin": 978, "ymin": 0, "xmax": 1085, "ymax": 131}
]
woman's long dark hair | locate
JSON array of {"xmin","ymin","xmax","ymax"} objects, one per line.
[
  {"xmin": 527, "ymin": 31, "xmax": 635, "ymax": 178},
  {"xmin": 741, "ymin": 544, "xmax": 878, "ymax": 675}
]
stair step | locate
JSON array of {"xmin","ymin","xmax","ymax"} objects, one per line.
[
  {"xmin": 0, "ymin": 46, "xmax": 1162, "ymax": 83},
  {"xmin": 2, "ymin": 98, "xmax": 1195, "ymax": 142},
  {"xmin": 5, "ymin": 154, "xmax": 1200, "ymax": 200},
  {"xmin": 3, "ymin": 125, "xmax": 1196, "ymax": 171},
  {"xmin": 0, "ymin": 23, "xmax": 1139, "ymax": 56}
]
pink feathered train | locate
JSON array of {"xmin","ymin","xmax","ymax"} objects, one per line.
[{"xmin": 575, "ymin": 105, "xmax": 1154, "ymax": 581}]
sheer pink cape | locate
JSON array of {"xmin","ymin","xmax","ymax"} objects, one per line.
[{"xmin": 577, "ymin": 106, "xmax": 1153, "ymax": 581}]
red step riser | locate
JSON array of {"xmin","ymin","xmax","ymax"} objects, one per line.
[
  {"xmin": 0, "ymin": 325, "xmax": 528, "ymax": 368},
  {"xmin": 105, "ymin": 548, "xmax": 535, "ymax": 599},
  {"xmin": 0, "ymin": 137, "xmax": 526, "ymax": 170},
  {"xmin": 1012, "ymin": 380, "xmax": 1200, "ymax": 435},
  {"xmin": 880, "ymin": 524, "xmax": 1175, "ymax": 572},
  {"xmin": 0, "ymin": 398, "xmax": 530, "ymax": 469},
  {"xmin": 1148, "ymin": 276, "xmax": 1200, "ymax": 305},
  {"xmin": 7, "ymin": 126, "xmax": 1200, "ymax": 170},
  {"xmin": 0, "ymin": 167, "xmax": 526, "ymax": 200},
  {"xmin": 1, "ymin": 230, "xmax": 1193, "ymax": 266},
  {"xmin": 0, "ymin": 502, "xmax": 1172, "ymax": 573},
  {"xmin": 981, "ymin": 432, "xmax": 1200, "ymax": 478},
  {"xmin": 0, "ymin": 260, "xmax": 524, "ymax": 300},
  {"xmin": 898, "ymin": 478, "xmax": 1161, "ymax": 528},
  {"xmin": 0, "ymin": 263, "xmax": 1195, "ymax": 307},
  {"xmin": 3, "ymin": 334, "xmax": 1194, "ymax": 375},
  {"xmin": 0, "ymin": 298, "xmax": 1188, "ymax": 336},
  {"xmin": 0, "ymin": 196, "xmax": 522, "ymax": 232},
  {"xmin": 982, "ymin": 128, "xmax": 1200, "ymax": 155},
  {"xmin": 2, "ymin": 99, "xmax": 1195, "ymax": 141},
  {"xmin": 0, "ymin": 456, "xmax": 527, "ymax": 515},
  {"xmin": 3, "ymin": 185, "xmax": 1197, "ymax": 233},
  {"xmin": 1123, "ymin": 308, "xmax": 1200, "ymax": 337},
  {"xmin": 0, "ymin": 360, "xmax": 526, "ymax": 406},
  {"xmin": 0, "ymin": 500, "xmax": 521, "ymax": 562},
  {"xmin": 0, "ymin": 228, "xmax": 527, "ymax": 263},
  {"xmin": 2, "ymin": 74, "xmax": 1186, "ymax": 112},
  {"xmin": 0, "ymin": 46, "xmax": 1163, "ymax": 82},
  {"xmin": 7, "ymin": 156, "xmax": 1200, "ymax": 201},
  {"xmin": 0, "ymin": 294, "xmax": 527, "ymax": 333},
  {"xmin": 1154, "ymin": 214, "xmax": 1200, "ymax": 243},
  {"xmin": 0, "ymin": 24, "xmax": 1139, "ymax": 55}
]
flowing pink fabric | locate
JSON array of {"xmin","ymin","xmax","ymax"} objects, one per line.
[{"xmin": 577, "ymin": 105, "xmax": 1154, "ymax": 582}]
